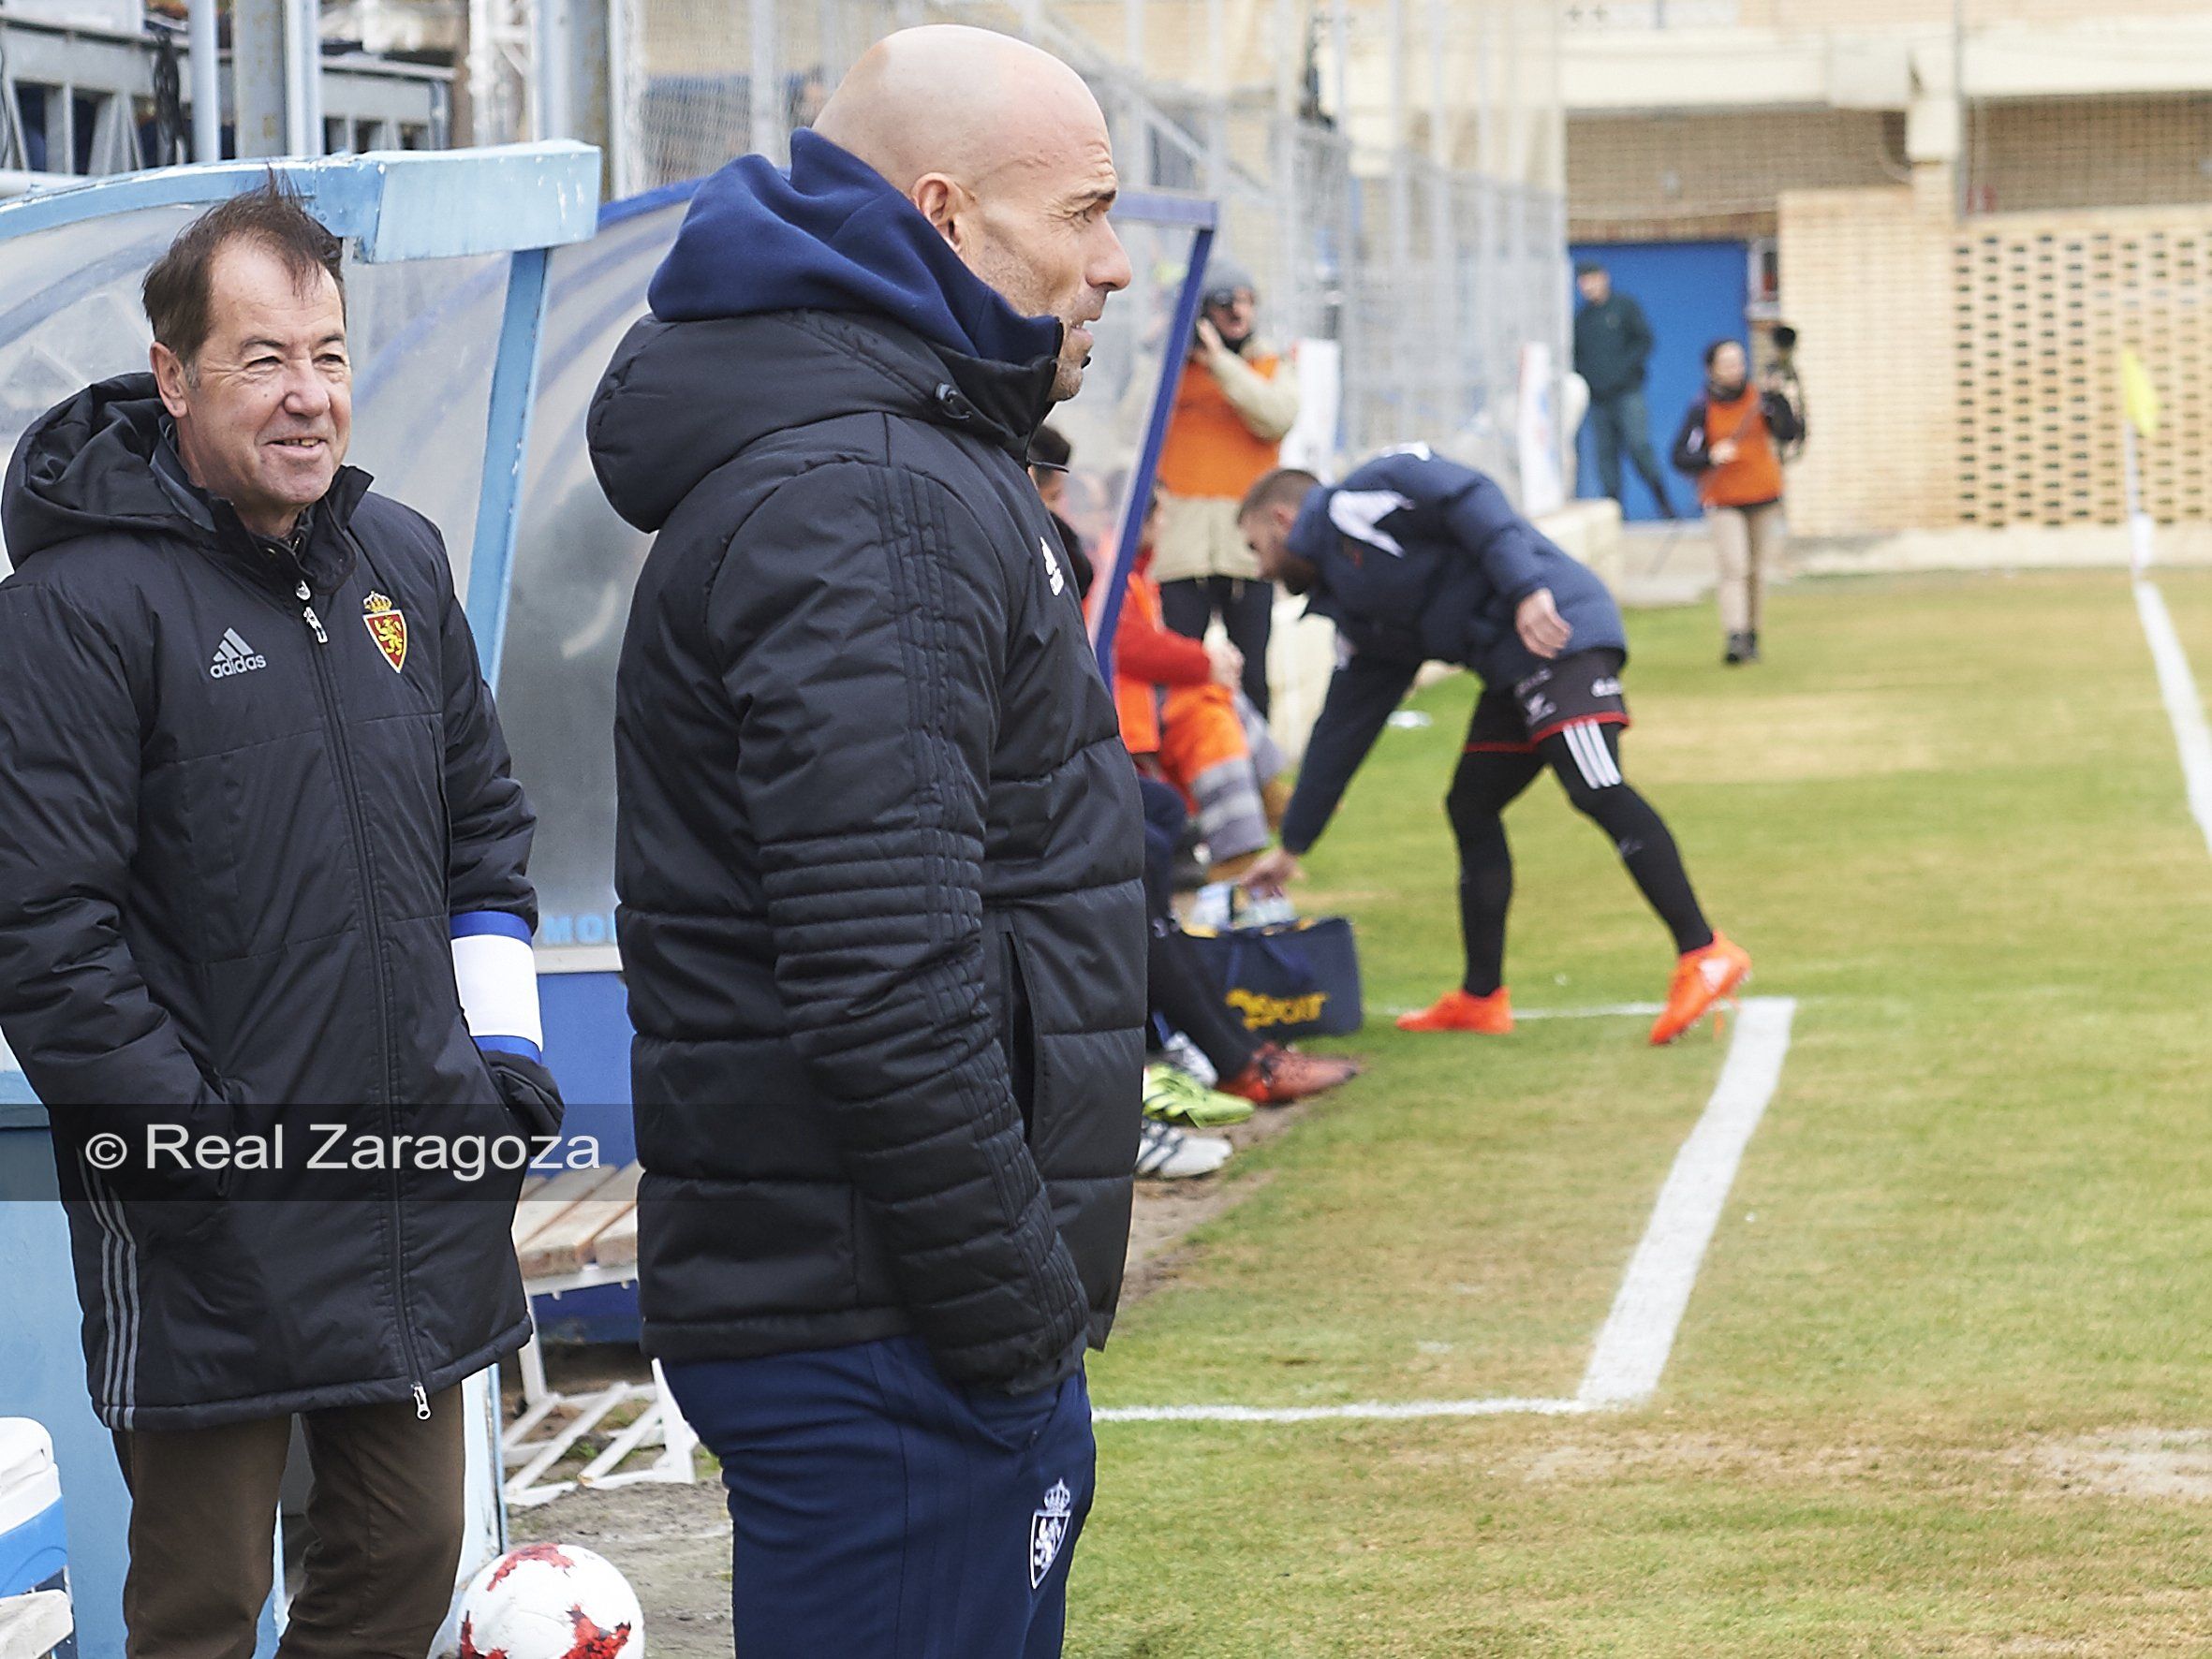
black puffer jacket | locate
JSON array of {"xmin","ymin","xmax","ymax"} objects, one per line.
[
  {"xmin": 592, "ymin": 137, "xmax": 1146, "ymax": 1396},
  {"xmin": 0, "ymin": 377, "xmax": 538, "ymax": 1429}
]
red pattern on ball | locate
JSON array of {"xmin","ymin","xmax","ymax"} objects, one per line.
[
  {"xmin": 488, "ymin": 1543, "xmax": 576, "ymax": 1590},
  {"xmin": 561, "ymin": 1608, "xmax": 633, "ymax": 1659}
]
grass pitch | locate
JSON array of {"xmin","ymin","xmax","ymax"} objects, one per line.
[{"xmin": 1071, "ymin": 568, "xmax": 2212, "ymax": 1657}]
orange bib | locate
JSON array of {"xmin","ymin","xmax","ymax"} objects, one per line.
[
  {"xmin": 1700, "ymin": 389, "xmax": 1784, "ymax": 509},
  {"xmin": 1157, "ymin": 352, "xmax": 1285, "ymax": 501}
]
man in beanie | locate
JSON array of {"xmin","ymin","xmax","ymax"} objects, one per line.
[{"xmin": 1151, "ymin": 255, "xmax": 1298, "ymax": 716}]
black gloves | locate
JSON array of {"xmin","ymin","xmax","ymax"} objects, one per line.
[{"xmin": 484, "ymin": 1050, "xmax": 566, "ymax": 1139}]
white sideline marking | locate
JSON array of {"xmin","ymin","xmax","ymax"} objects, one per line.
[
  {"xmin": 1096, "ymin": 1397, "xmax": 1587, "ymax": 1424},
  {"xmin": 1517, "ymin": 1002, "xmax": 1664, "ymax": 1020},
  {"xmin": 2133, "ymin": 580, "xmax": 2212, "ymax": 859},
  {"xmin": 1098, "ymin": 995, "xmax": 1798, "ymax": 1426},
  {"xmin": 1577, "ymin": 996, "xmax": 1797, "ymax": 1406},
  {"xmin": 1377, "ymin": 1001, "xmax": 1665, "ymax": 1020}
]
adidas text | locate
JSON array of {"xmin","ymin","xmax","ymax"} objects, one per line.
[{"xmin": 210, "ymin": 628, "xmax": 267, "ymax": 679}]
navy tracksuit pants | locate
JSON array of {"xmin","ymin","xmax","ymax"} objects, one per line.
[{"xmin": 666, "ymin": 1336, "xmax": 1096, "ymax": 1658}]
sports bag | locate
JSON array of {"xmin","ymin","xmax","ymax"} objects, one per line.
[{"xmin": 1183, "ymin": 917, "xmax": 1364, "ymax": 1041}]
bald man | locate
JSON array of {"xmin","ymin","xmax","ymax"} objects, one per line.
[{"xmin": 591, "ymin": 26, "xmax": 1142, "ymax": 1657}]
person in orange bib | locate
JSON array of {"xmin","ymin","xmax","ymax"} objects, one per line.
[
  {"xmin": 1670, "ymin": 338, "xmax": 1804, "ymax": 666},
  {"xmin": 1106, "ymin": 506, "xmax": 1286, "ymax": 876},
  {"xmin": 1151, "ymin": 257, "xmax": 1299, "ymax": 716}
]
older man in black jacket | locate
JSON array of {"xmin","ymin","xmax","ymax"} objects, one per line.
[
  {"xmin": 591, "ymin": 23, "xmax": 1143, "ymax": 1658},
  {"xmin": 0, "ymin": 183, "xmax": 554, "ymax": 1658}
]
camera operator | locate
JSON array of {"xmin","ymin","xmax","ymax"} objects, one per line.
[
  {"xmin": 1670, "ymin": 337, "xmax": 1805, "ymax": 667},
  {"xmin": 1152, "ymin": 256, "xmax": 1298, "ymax": 717}
]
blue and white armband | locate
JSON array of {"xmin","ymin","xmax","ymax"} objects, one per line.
[{"xmin": 450, "ymin": 912, "xmax": 544, "ymax": 1063}]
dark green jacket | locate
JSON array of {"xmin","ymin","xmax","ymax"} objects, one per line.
[{"xmin": 1573, "ymin": 291, "xmax": 1655, "ymax": 400}]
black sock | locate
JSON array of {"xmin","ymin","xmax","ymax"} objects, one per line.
[
  {"xmin": 1455, "ymin": 818, "xmax": 1512, "ymax": 997},
  {"xmin": 1604, "ymin": 791, "xmax": 1715, "ymax": 955},
  {"xmin": 1541, "ymin": 727, "xmax": 1715, "ymax": 956},
  {"xmin": 1446, "ymin": 745, "xmax": 1546, "ymax": 996}
]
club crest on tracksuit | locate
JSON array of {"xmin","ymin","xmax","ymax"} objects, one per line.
[
  {"xmin": 362, "ymin": 591, "xmax": 407, "ymax": 672},
  {"xmin": 1030, "ymin": 1479, "xmax": 1073, "ymax": 1588}
]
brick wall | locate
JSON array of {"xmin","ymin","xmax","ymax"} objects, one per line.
[
  {"xmin": 1736, "ymin": 0, "xmax": 2212, "ymax": 26},
  {"xmin": 1568, "ymin": 109, "xmax": 1906, "ymax": 242},
  {"xmin": 1774, "ymin": 186, "xmax": 1959, "ymax": 536},
  {"xmin": 1569, "ymin": 96, "xmax": 2212, "ymax": 242},
  {"xmin": 1954, "ymin": 212, "xmax": 2212, "ymax": 527},
  {"xmin": 1778, "ymin": 184, "xmax": 2212, "ymax": 535},
  {"xmin": 1968, "ymin": 95, "xmax": 2212, "ymax": 215}
]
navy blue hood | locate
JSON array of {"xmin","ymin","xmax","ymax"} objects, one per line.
[{"xmin": 647, "ymin": 128, "xmax": 1063, "ymax": 370}]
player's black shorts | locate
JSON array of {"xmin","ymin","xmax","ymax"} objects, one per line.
[{"xmin": 1464, "ymin": 648, "xmax": 1630, "ymax": 754}]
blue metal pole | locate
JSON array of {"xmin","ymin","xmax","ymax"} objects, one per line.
[
  {"xmin": 465, "ymin": 243, "xmax": 553, "ymax": 690},
  {"xmin": 1090, "ymin": 223, "xmax": 1216, "ymax": 687}
]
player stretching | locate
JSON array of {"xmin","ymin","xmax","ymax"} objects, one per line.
[{"xmin": 1235, "ymin": 449, "xmax": 1749, "ymax": 1046}]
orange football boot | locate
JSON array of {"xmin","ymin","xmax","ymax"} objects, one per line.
[
  {"xmin": 1219, "ymin": 1043, "xmax": 1364, "ymax": 1106},
  {"xmin": 1395, "ymin": 987, "xmax": 1514, "ymax": 1035},
  {"xmin": 1649, "ymin": 934, "xmax": 1752, "ymax": 1046}
]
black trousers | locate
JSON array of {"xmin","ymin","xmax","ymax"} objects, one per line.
[
  {"xmin": 1587, "ymin": 388, "xmax": 1675, "ymax": 517},
  {"xmin": 1445, "ymin": 721, "xmax": 1712, "ymax": 995},
  {"xmin": 1138, "ymin": 775, "xmax": 1259, "ymax": 1076},
  {"xmin": 1158, "ymin": 575, "xmax": 1274, "ymax": 717}
]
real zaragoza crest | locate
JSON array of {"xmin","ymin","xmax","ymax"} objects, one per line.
[
  {"xmin": 362, "ymin": 591, "xmax": 407, "ymax": 672},
  {"xmin": 1030, "ymin": 1478, "xmax": 1073, "ymax": 1589}
]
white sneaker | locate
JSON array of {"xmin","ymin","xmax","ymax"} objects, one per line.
[
  {"xmin": 1134, "ymin": 1121, "xmax": 1232, "ymax": 1180},
  {"xmin": 1159, "ymin": 1028, "xmax": 1218, "ymax": 1088}
]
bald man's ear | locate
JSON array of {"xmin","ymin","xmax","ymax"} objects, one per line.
[{"xmin": 910, "ymin": 172, "xmax": 969, "ymax": 252}]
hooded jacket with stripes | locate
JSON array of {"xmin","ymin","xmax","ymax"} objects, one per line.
[
  {"xmin": 1277, "ymin": 448, "xmax": 1629, "ymax": 857},
  {"xmin": 0, "ymin": 376, "xmax": 541, "ymax": 1430}
]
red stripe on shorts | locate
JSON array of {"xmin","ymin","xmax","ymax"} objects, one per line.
[{"xmin": 1526, "ymin": 712, "xmax": 1631, "ymax": 746}]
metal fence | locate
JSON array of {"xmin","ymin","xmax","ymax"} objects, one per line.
[{"xmin": 597, "ymin": 0, "xmax": 1569, "ymax": 494}]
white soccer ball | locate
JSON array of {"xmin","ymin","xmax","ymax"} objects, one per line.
[{"xmin": 455, "ymin": 1542, "xmax": 644, "ymax": 1659}]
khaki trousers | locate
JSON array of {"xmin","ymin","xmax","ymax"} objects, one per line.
[
  {"xmin": 111, "ymin": 1387, "xmax": 465, "ymax": 1659},
  {"xmin": 1707, "ymin": 500, "xmax": 1787, "ymax": 637}
]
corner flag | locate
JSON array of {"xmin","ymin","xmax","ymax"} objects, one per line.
[{"xmin": 2121, "ymin": 348, "xmax": 2160, "ymax": 440}]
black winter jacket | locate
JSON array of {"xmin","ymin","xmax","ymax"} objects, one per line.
[
  {"xmin": 0, "ymin": 377, "xmax": 539, "ymax": 1429},
  {"xmin": 593, "ymin": 140, "xmax": 1145, "ymax": 1397},
  {"xmin": 1572, "ymin": 291, "xmax": 1656, "ymax": 401}
]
